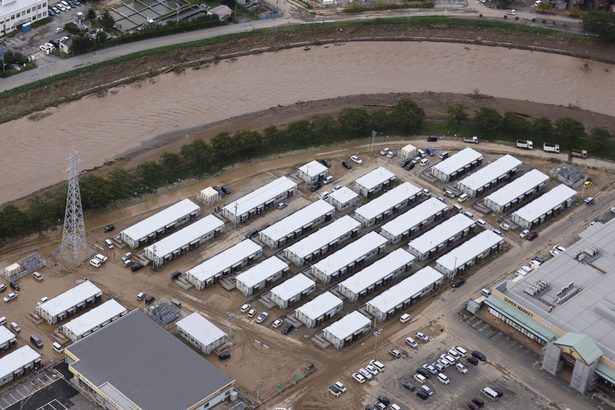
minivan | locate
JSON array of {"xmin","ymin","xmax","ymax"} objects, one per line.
[
  {"xmin": 9, "ymin": 322, "xmax": 20, "ymax": 333},
  {"xmin": 400, "ymin": 313, "xmax": 412, "ymax": 323},
  {"xmin": 437, "ymin": 373, "xmax": 450, "ymax": 385},
  {"xmin": 458, "ymin": 193, "xmax": 468, "ymax": 202},
  {"xmin": 480, "ymin": 288, "xmax": 491, "ymax": 297},
  {"xmin": 104, "ymin": 239, "xmax": 114, "ymax": 249},
  {"xmin": 439, "ymin": 151, "xmax": 449, "ymax": 160},
  {"xmin": 455, "ymin": 346, "xmax": 468, "ymax": 357},
  {"xmin": 414, "ymin": 373, "xmax": 427, "ymax": 383},
  {"xmin": 480, "ymin": 387, "xmax": 500, "ymax": 401},
  {"xmin": 30, "ymin": 335, "xmax": 43, "ymax": 348}
]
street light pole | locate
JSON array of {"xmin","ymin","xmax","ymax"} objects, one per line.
[{"xmin": 373, "ymin": 328, "xmax": 382, "ymax": 360}]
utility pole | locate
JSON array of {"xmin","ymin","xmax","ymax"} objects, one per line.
[
  {"xmin": 370, "ymin": 130, "xmax": 377, "ymax": 152},
  {"xmin": 373, "ymin": 328, "xmax": 382, "ymax": 360},
  {"xmin": 227, "ymin": 313, "xmax": 235, "ymax": 341}
]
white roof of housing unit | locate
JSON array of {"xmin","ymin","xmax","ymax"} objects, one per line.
[
  {"xmin": 223, "ymin": 177, "xmax": 297, "ymax": 217},
  {"xmin": 355, "ymin": 182, "xmax": 421, "ymax": 221},
  {"xmin": 0, "ymin": 326, "xmax": 15, "ymax": 346},
  {"xmin": 432, "ymin": 148, "xmax": 483, "ymax": 176},
  {"xmin": 0, "ymin": 346, "xmax": 40, "ymax": 378},
  {"xmin": 458, "ymin": 155, "xmax": 522, "ymax": 191},
  {"xmin": 408, "ymin": 214, "xmax": 475, "ymax": 254},
  {"xmin": 436, "ymin": 230, "xmax": 504, "ymax": 271},
  {"xmin": 401, "ymin": 143, "xmax": 417, "ymax": 153},
  {"xmin": 513, "ymin": 184, "xmax": 577, "ymax": 223},
  {"xmin": 122, "ymin": 199, "xmax": 200, "ymax": 241},
  {"xmin": 338, "ymin": 249, "xmax": 415, "ymax": 295},
  {"xmin": 295, "ymin": 292, "xmax": 343, "ymax": 321},
  {"xmin": 187, "ymin": 240, "xmax": 262, "ymax": 282},
  {"xmin": 484, "ymin": 169, "xmax": 549, "ymax": 207},
  {"xmin": 286, "ymin": 216, "xmax": 361, "ymax": 259},
  {"xmin": 298, "ymin": 160, "xmax": 328, "ymax": 177},
  {"xmin": 200, "ymin": 187, "xmax": 219, "ymax": 198},
  {"xmin": 176, "ymin": 312, "xmax": 226, "ymax": 347},
  {"xmin": 328, "ymin": 187, "xmax": 359, "ymax": 205},
  {"xmin": 381, "ymin": 198, "xmax": 448, "ymax": 238},
  {"xmin": 367, "ymin": 266, "xmax": 443, "ymax": 313},
  {"xmin": 61, "ymin": 299, "xmax": 127, "ymax": 338},
  {"xmin": 270, "ymin": 274, "xmax": 315, "ymax": 301},
  {"xmin": 261, "ymin": 200, "xmax": 334, "ymax": 242},
  {"xmin": 145, "ymin": 215, "xmax": 224, "ymax": 258},
  {"xmin": 355, "ymin": 167, "xmax": 396, "ymax": 190},
  {"xmin": 313, "ymin": 232, "xmax": 387, "ymax": 277},
  {"xmin": 323, "ymin": 311, "xmax": 370, "ymax": 340},
  {"xmin": 39, "ymin": 281, "xmax": 103, "ymax": 318},
  {"xmin": 235, "ymin": 256, "xmax": 288, "ymax": 289}
]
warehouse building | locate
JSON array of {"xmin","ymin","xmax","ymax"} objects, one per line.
[
  {"xmin": 0, "ymin": 346, "xmax": 41, "ymax": 388},
  {"xmin": 61, "ymin": 299, "xmax": 128, "ymax": 342},
  {"xmin": 259, "ymin": 200, "xmax": 334, "ymax": 248},
  {"xmin": 434, "ymin": 230, "xmax": 504, "ymax": 278},
  {"xmin": 456, "ymin": 154, "xmax": 522, "ymax": 198},
  {"xmin": 269, "ymin": 274, "xmax": 316, "ymax": 309},
  {"xmin": 37, "ymin": 281, "xmax": 103, "ymax": 325},
  {"xmin": 176, "ymin": 312, "xmax": 227, "ymax": 355},
  {"xmin": 323, "ymin": 311, "xmax": 371, "ymax": 349},
  {"xmin": 407, "ymin": 214, "xmax": 476, "ymax": 261},
  {"xmin": 366, "ymin": 266, "xmax": 444, "ymax": 321},
  {"xmin": 144, "ymin": 215, "xmax": 225, "ymax": 267},
  {"xmin": 482, "ymin": 169, "xmax": 550, "ymax": 213},
  {"xmin": 222, "ymin": 177, "xmax": 298, "ymax": 224},
  {"xmin": 65, "ymin": 310, "xmax": 235, "ymax": 410},
  {"xmin": 0, "ymin": 326, "xmax": 16, "ymax": 352},
  {"xmin": 354, "ymin": 167, "xmax": 397, "ymax": 197},
  {"xmin": 380, "ymin": 197, "xmax": 449, "ymax": 244},
  {"xmin": 297, "ymin": 160, "xmax": 328, "ymax": 184},
  {"xmin": 511, "ymin": 184, "xmax": 577, "ymax": 229},
  {"xmin": 186, "ymin": 240, "xmax": 263, "ymax": 291},
  {"xmin": 120, "ymin": 199, "xmax": 201, "ymax": 248},
  {"xmin": 430, "ymin": 148, "xmax": 483, "ymax": 182},
  {"xmin": 354, "ymin": 182, "xmax": 422, "ymax": 227},
  {"xmin": 294, "ymin": 292, "xmax": 343, "ymax": 328},
  {"xmin": 235, "ymin": 256, "xmax": 289, "ymax": 296},
  {"xmin": 325, "ymin": 187, "xmax": 359, "ymax": 212},
  {"xmin": 284, "ymin": 216, "xmax": 361, "ymax": 266},
  {"xmin": 337, "ymin": 249, "xmax": 415, "ymax": 302}
]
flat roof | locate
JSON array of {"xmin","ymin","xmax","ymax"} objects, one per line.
[
  {"xmin": 323, "ymin": 311, "xmax": 370, "ymax": 340},
  {"xmin": 144, "ymin": 215, "xmax": 224, "ymax": 258},
  {"xmin": 39, "ymin": 281, "xmax": 103, "ymax": 318},
  {"xmin": 338, "ymin": 249, "xmax": 415, "ymax": 295},
  {"xmin": 270, "ymin": 274, "xmax": 315, "ymax": 301},
  {"xmin": 176, "ymin": 312, "xmax": 226, "ymax": 347},
  {"xmin": 354, "ymin": 167, "xmax": 396, "ymax": 190},
  {"xmin": 313, "ymin": 232, "xmax": 387, "ymax": 277},
  {"xmin": 513, "ymin": 184, "xmax": 577, "ymax": 223},
  {"xmin": 235, "ymin": 256, "xmax": 288, "ymax": 289},
  {"xmin": 436, "ymin": 230, "xmax": 504, "ymax": 271},
  {"xmin": 380, "ymin": 198, "xmax": 448, "ymax": 238},
  {"xmin": 67, "ymin": 310, "xmax": 233, "ymax": 410},
  {"xmin": 261, "ymin": 200, "xmax": 334, "ymax": 242},
  {"xmin": 285, "ymin": 216, "xmax": 361, "ymax": 259},
  {"xmin": 408, "ymin": 214, "xmax": 475, "ymax": 254},
  {"xmin": 121, "ymin": 199, "xmax": 200, "ymax": 241},
  {"xmin": 327, "ymin": 186, "xmax": 359, "ymax": 204},
  {"xmin": 62, "ymin": 300, "xmax": 127, "ymax": 338},
  {"xmin": 223, "ymin": 177, "xmax": 297, "ymax": 217},
  {"xmin": 295, "ymin": 292, "xmax": 343, "ymax": 321},
  {"xmin": 355, "ymin": 182, "xmax": 421, "ymax": 221},
  {"xmin": 457, "ymin": 154, "xmax": 522, "ymax": 191},
  {"xmin": 0, "ymin": 0, "xmax": 42, "ymax": 18},
  {"xmin": 366, "ymin": 266, "xmax": 443, "ymax": 313},
  {"xmin": 298, "ymin": 160, "xmax": 328, "ymax": 177},
  {"xmin": 0, "ymin": 326, "xmax": 15, "ymax": 346},
  {"xmin": 0, "ymin": 346, "xmax": 40, "ymax": 378},
  {"xmin": 484, "ymin": 169, "xmax": 549, "ymax": 207},
  {"xmin": 187, "ymin": 240, "xmax": 262, "ymax": 282},
  {"xmin": 432, "ymin": 147, "xmax": 483, "ymax": 176}
]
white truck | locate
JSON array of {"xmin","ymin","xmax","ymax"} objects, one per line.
[
  {"xmin": 463, "ymin": 136, "xmax": 479, "ymax": 144},
  {"xmin": 543, "ymin": 143, "xmax": 560, "ymax": 154},
  {"xmin": 516, "ymin": 140, "xmax": 533, "ymax": 150},
  {"xmin": 571, "ymin": 149, "xmax": 588, "ymax": 159}
]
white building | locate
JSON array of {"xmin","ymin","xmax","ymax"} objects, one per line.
[
  {"xmin": 0, "ymin": 326, "xmax": 16, "ymax": 351},
  {"xmin": 401, "ymin": 143, "xmax": 418, "ymax": 159},
  {"xmin": 36, "ymin": 281, "xmax": 103, "ymax": 325},
  {"xmin": 435, "ymin": 230, "xmax": 504, "ymax": 277},
  {"xmin": 380, "ymin": 198, "xmax": 449, "ymax": 244},
  {"xmin": 259, "ymin": 200, "xmax": 334, "ymax": 248},
  {"xmin": 197, "ymin": 187, "xmax": 220, "ymax": 205},
  {"xmin": 269, "ymin": 274, "xmax": 316, "ymax": 309},
  {"xmin": 325, "ymin": 187, "xmax": 359, "ymax": 212},
  {"xmin": 354, "ymin": 182, "xmax": 422, "ymax": 227},
  {"xmin": 407, "ymin": 214, "xmax": 476, "ymax": 261},
  {"xmin": 511, "ymin": 184, "xmax": 577, "ymax": 229},
  {"xmin": 297, "ymin": 160, "xmax": 328, "ymax": 184},
  {"xmin": 120, "ymin": 199, "xmax": 201, "ymax": 248},
  {"xmin": 0, "ymin": 346, "xmax": 41, "ymax": 387},
  {"xmin": 0, "ymin": 0, "xmax": 48, "ymax": 36},
  {"xmin": 176, "ymin": 312, "xmax": 227, "ymax": 355},
  {"xmin": 337, "ymin": 249, "xmax": 415, "ymax": 302},
  {"xmin": 311, "ymin": 232, "xmax": 387, "ymax": 283},
  {"xmin": 284, "ymin": 216, "xmax": 361, "ymax": 266},
  {"xmin": 482, "ymin": 169, "xmax": 549, "ymax": 213},
  {"xmin": 143, "ymin": 215, "xmax": 225, "ymax": 267},
  {"xmin": 430, "ymin": 148, "xmax": 483, "ymax": 182},
  {"xmin": 61, "ymin": 299, "xmax": 128, "ymax": 342},
  {"xmin": 456, "ymin": 154, "xmax": 522, "ymax": 198},
  {"xmin": 222, "ymin": 176, "xmax": 298, "ymax": 224},
  {"xmin": 322, "ymin": 311, "xmax": 371, "ymax": 349},
  {"xmin": 354, "ymin": 167, "xmax": 396, "ymax": 197},
  {"xmin": 294, "ymin": 292, "xmax": 343, "ymax": 328},
  {"xmin": 365, "ymin": 266, "xmax": 444, "ymax": 321},
  {"xmin": 234, "ymin": 256, "xmax": 289, "ymax": 296},
  {"xmin": 186, "ymin": 240, "xmax": 263, "ymax": 291}
]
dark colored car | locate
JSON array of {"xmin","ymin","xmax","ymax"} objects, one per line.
[
  {"xmin": 468, "ymin": 402, "xmax": 480, "ymax": 410},
  {"xmin": 400, "ymin": 158, "xmax": 412, "ymax": 168},
  {"xmin": 526, "ymin": 231, "xmax": 538, "ymax": 241},
  {"xmin": 471, "ymin": 398, "xmax": 485, "ymax": 408},
  {"xmin": 30, "ymin": 334, "xmax": 43, "ymax": 348},
  {"xmin": 377, "ymin": 396, "xmax": 390, "ymax": 406},
  {"xmin": 320, "ymin": 159, "xmax": 332, "ymax": 168},
  {"xmin": 144, "ymin": 295, "xmax": 155, "ymax": 305},
  {"xmin": 213, "ymin": 186, "xmax": 225, "ymax": 197},
  {"xmin": 342, "ymin": 161, "xmax": 352, "ymax": 170},
  {"xmin": 245, "ymin": 229, "xmax": 259, "ymax": 239},
  {"xmin": 416, "ymin": 390, "xmax": 429, "ymax": 400},
  {"xmin": 427, "ymin": 136, "xmax": 438, "ymax": 142},
  {"xmin": 452, "ymin": 278, "xmax": 466, "ymax": 288},
  {"xmin": 281, "ymin": 323, "xmax": 295, "ymax": 334},
  {"xmin": 403, "ymin": 380, "xmax": 416, "ymax": 391},
  {"xmin": 472, "ymin": 350, "xmax": 487, "ymax": 361},
  {"xmin": 170, "ymin": 271, "xmax": 182, "ymax": 280},
  {"xmin": 404, "ymin": 161, "xmax": 415, "ymax": 171},
  {"xmin": 310, "ymin": 182, "xmax": 322, "ymax": 192},
  {"xmin": 130, "ymin": 262, "xmax": 144, "ymax": 272},
  {"xmin": 416, "ymin": 368, "xmax": 431, "ymax": 378},
  {"xmin": 467, "ymin": 356, "xmax": 479, "ymax": 366},
  {"xmin": 365, "ymin": 406, "xmax": 376, "ymax": 410},
  {"xmin": 220, "ymin": 185, "xmax": 231, "ymax": 195},
  {"xmin": 493, "ymin": 388, "xmax": 504, "ymax": 398},
  {"xmin": 218, "ymin": 351, "xmax": 231, "ymax": 360},
  {"xmin": 10, "ymin": 281, "xmax": 20, "ymax": 292},
  {"xmin": 104, "ymin": 224, "xmax": 115, "ymax": 232}
]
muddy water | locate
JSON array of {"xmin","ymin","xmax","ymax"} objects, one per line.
[{"xmin": 1, "ymin": 41, "xmax": 614, "ymax": 204}]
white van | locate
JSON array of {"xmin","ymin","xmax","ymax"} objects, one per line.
[
  {"xmin": 437, "ymin": 373, "xmax": 450, "ymax": 385},
  {"xmin": 419, "ymin": 158, "xmax": 429, "ymax": 167},
  {"xmin": 481, "ymin": 288, "xmax": 491, "ymax": 297},
  {"xmin": 104, "ymin": 239, "xmax": 114, "ymax": 249},
  {"xmin": 413, "ymin": 373, "xmax": 427, "ymax": 383},
  {"xmin": 481, "ymin": 387, "xmax": 500, "ymax": 401},
  {"xmin": 454, "ymin": 346, "xmax": 468, "ymax": 357},
  {"xmin": 458, "ymin": 193, "xmax": 468, "ymax": 203},
  {"xmin": 400, "ymin": 313, "xmax": 412, "ymax": 323}
]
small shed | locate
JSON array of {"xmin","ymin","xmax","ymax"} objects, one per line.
[
  {"xmin": 401, "ymin": 144, "xmax": 418, "ymax": 159},
  {"xmin": 197, "ymin": 187, "xmax": 220, "ymax": 205},
  {"xmin": 3, "ymin": 263, "xmax": 20, "ymax": 281}
]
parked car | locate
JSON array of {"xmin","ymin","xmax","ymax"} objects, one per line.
[
  {"xmin": 3, "ymin": 292, "xmax": 17, "ymax": 303},
  {"xmin": 550, "ymin": 245, "xmax": 566, "ymax": 256},
  {"xmin": 256, "ymin": 312, "xmax": 269, "ymax": 324},
  {"xmin": 218, "ymin": 351, "xmax": 231, "ymax": 360},
  {"xmin": 89, "ymin": 258, "xmax": 102, "ymax": 268},
  {"xmin": 104, "ymin": 224, "xmax": 115, "ymax": 232},
  {"xmin": 437, "ymin": 373, "xmax": 450, "ymax": 385},
  {"xmin": 281, "ymin": 323, "xmax": 295, "ymax": 334},
  {"xmin": 52, "ymin": 342, "xmax": 64, "ymax": 353},
  {"xmin": 526, "ymin": 231, "xmax": 538, "ymax": 241},
  {"xmin": 37, "ymin": 296, "xmax": 49, "ymax": 305},
  {"xmin": 405, "ymin": 337, "xmax": 418, "ymax": 348},
  {"xmin": 310, "ymin": 182, "xmax": 322, "ymax": 192},
  {"xmin": 137, "ymin": 292, "xmax": 145, "ymax": 301},
  {"xmin": 122, "ymin": 252, "xmax": 133, "ymax": 261},
  {"xmin": 379, "ymin": 148, "xmax": 390, "ymax": 156},
  {"xmin": 272, "ymin": 319, "xmax": 283, "ymax": 328},
  {"xmin": 95, "ymin": 254, "xmax": 108, "ymax": 263},
  {"xmin": 467, "ymin": 356, "xmax": 479, "ymax": 366},
  {"xmin": 404, "ymin": 161, "xmax": 415, "ymax": 170},
  {"xmin": 0, "ymin": 284, "xmax": 6, "ymax": 292},
  {"xmin": 420, "ymin": 385, "xmax": 433, "ymax": 396},
  {"xmin": 472, "ymin": 350, "xmax": 487, "ymax": 361},
  {"xmin": 456, "ymin": 363, "xmax": 468, "ymax": 374},
  {"xmin": 400, "ymin": 313, "xmax": 412, "ymax": 323},
  {"xmin": 328, "ymin": 385, "xmax": 342, "ymax": 397},
  {"xmin": 10, "ymin": 281, "xmax": 20, "ymax": 291},
  {"xmin": 365, "ymin": 364, "xmax": 379, "ymax": 375},
  {"xmin": 370, "ymin": 360, "xmax": 385, "ymax": 371},
  {"xmin": 352, "ymin": 372, "xmax": 366, "ymax": 384},
  {"xmin": 423, "ymin": 363, "xmax": 438, "ymax": 375},
  {"xmin": 386, "ymin": 151, "xmax": 396, "ymax": 159},
  {"xmin": 416, "ymin": 332, "xmax": 429, "ymax": 342},
  {"xmin": 416, "ymin": 390, "xmax": 429, "ymax": 400},
  {"xmin": 323, "ymin": 176, "xmax": 334, "ymax": 185},
  {"xmin": 452, "ymin": 278, "xmax": 465, "ymax": 288},
  {"xmin": 30, "ymin": 334, "xmax": 43, "ymax": 349},
  {"xmin": 471, "ymin": 398, "xmax": 485, "ymax": 408},
  {"xmin": 130, "ymin": 262, "xmax": 144, "ymax": 272},
  {"xmin": 247, "ymin": 308, "xmax": 256, "ymax": 318},
  {"xmin": 358, "ymin": 368, "xmax": 373, "ymax": 380},
  {"xmin": 350, "ymin": 155, "xmax": 363, "ymax": 165},
  {"xmin": 389, "ymin": 348, "xmax": 402, "ymax": 359},
  {"xmin": 334, "ymin": 381, "xmax": 347, "ymax": 393},
  {"xmin": 377, "ymin": 396, "xmax": 390, "ymax": 406},
  {"xmin": 277, "ymin": 201, "xmax": 288, "ymax": 209},
  {"xmin": 416, "ymin": 368, "xmax": 430, "ymax": 378},
  {"xmin": 240, "ymin": 303, "xmax": 251, "ymax": 313},
  {"xmin": 220, "ymin": 186, "xmax": 231, "ymax": 195},
  {"xmin": 320, "ymin": 159, "xmax": 331, "ymax": 167},
  {"xmin": 403, "ymin": 380, "xmax": 416, "ymax": 391},
  {"xmin": 171, "ymin": 271, "xmax": 182, "ymax": 280},
  {"xmin": 342, "ymin": 161, "xmax": 352, "ymax": 169},
  {"xmin": 144, "ymin": 295, "xmax": 155, "ymax": 305},
  {"xmin": 32, "ymin": 271, "xmax": 44, "ymax": 281}
]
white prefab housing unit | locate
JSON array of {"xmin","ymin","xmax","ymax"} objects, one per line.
[
  {"xmin": 435, "ymin": 230, "xmax": 504, "ymax": 277},
  {"xmin": 294, "ymin": 292, "xmax": 343, "ymax": 328},
  {"xmin": 235, "ymin": 256, "xmax": 289, "ymax": 296},
  {"xmin": 0, "ymin": 346, "xmax": 41, "ymax": 388},
  {"xmin": 197, "ymin": 187, "xmax": 220, "ymax": 204},
  {"xmin": 325, "ymin": 187, "xmax": 359, "ymax": 212},
  {"xmin": 311, "ymin": 232, "xmax": 387, "ymax": 283},
  {"xmin": 366, "ymin": 266, "xmax": 444, "ymax": 321},
  {"xmin": 380, "ymin": 198, "xmax": 449, "ymax": 244},
  {"xmin": 120, "ymin": 199, "xmax": 201, "ymax": 248},
  {"xmin": 401, "ymin": 143, "xmax": 418, "ymax": 159},
  {"xmin": 323, "ymin": 311, "xmax": 371, "ymax": 349},
  {"xmin": 0, "ymin": 0, "xmax": 48, "ymax": 36},
  {"xmin": 61, "ymin": 299, "xmax": 128, "ymax": 342},
  {"xmin": 222, "ymin": 177, "xmax": 298, "ymax": 224},
  {"xmin": 176, "ymin": 312, "xmax": 227, "ymax": 354},
  {"xmin": 456, "ymin": 155, "xmax": 522, "ymax": 198},
  {"xmin": 297, "ymin": 160, "xmax": 328, "ymax": 184},
  {"xmin": 354, "ymin": 167, "xmax": 397, "ymax": 197},
  {"xmin": 0, "ymin": 326, "xmax": 16, "ymax": 351},
  {"xmin": 2, "ymin": 263, "xmax": 20, "ymax": 281},
  {"xmin": 337, "ymin": 249, "xmax": 415, "ymax": 302},
  {"xmin": 186, "ymin": 240, "xmax": 263, "ymax": 291},
  {"xmin": 259, "ymin": 200, "xmax": 335, "ymax": 248},
  {"xmin": 511, "ymin": 184, "xmax": 577, "ymax": 229},
  {"xmin": 354, "ymin": 182, "xmax": 422, "ymax": 227},
  {"xmin": 430, "ymin": 148, "xmax": 483, "ymax": 182},
  {"xmin": 269, "ymin": 274, "xmax": 316, "ymax": 309},
  {"xmin": 36, "ymin": 281, "xmax": 103, "ymax": 325},
  {"xmin": 407, "ymin": 214, "xmax": 476, "ymax": 261},
  {"xmin": 284, "ymin": 216, "xmax": 361, "ymax": 266},
  {"xmin": 482, "ymin": 169, "xmax": 549, "ymax": 213},
  {"xmin": 144, "ymin": 215, "xmax": 225, "ymax": 267}
]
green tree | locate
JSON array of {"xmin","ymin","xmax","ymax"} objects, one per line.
[
  {"xmin": 369, "ymin": 110, "xmax": 392, "ymax": 133},
  {"xmin": 233, "ymin": 130, "xmax": 263, "ymax": 156},
  {"xmin": 554, "ymin": 117, "xmax": 585, "ymax": 150},
  {"xmin": 285, "ymin": 120, "xmax": 314, "ymax": 146},
  {"xmin": 64, "ymin": 22, "xmax": 81, "ymax": 34},
  {"xmin": 390, "ymin": 98, "xmax": 425, "ymax": 133},
  {"xmin": 311, "ymin": 114, "xmax": 338, "ymax": 143},
  {"xmin": 69, "ymin": 35, "xmax": 94, "ymax": 54},
  {"xmin": 531, "ymin": 117, "xmax": 554, "ymax": 142},
  {"xmin": 0, "ymin": 205, "xmax": 30, "ymax": 237},
  {"xmin": 502, "ymin": 112, "xmax": 531, "ymax": 135},
  {"xmin": 86, "ymin": 8, "xmax": 97, "ymax": 21},
  {"xmin": 588, "ymin": 128, "xmax": 612, "ymax": 156},
  {"xmin": 582, "ymin": 11, "xmax": 615, "ymax": 43},
  {"xmin": 337, "ymin": 108, "xmax": 371, "ymax": 139},
  {"xmin": 447, "ymin": 104, "xmax": 468, "ymax": 126},
  {"xmin": 99, "ymin": 10, "xmax": 115, "ymax": 32},
  {"xmin": 473, "ymin": 107, "xmax": 502, "ymax": 136},
  {"xmin": 80, "ymin": 175, "xmax": 113, "ymax": 209},
  {"xmin": 211, "ymin": 132, "xmax": 237, "ymax": 162},
  {"xmin": 136, "ymin": 161, "xmax": 164, "ymax": 186},
  {"xmin": 262, "ymin": 126, "xmax": 286, "ymax": 149},
  {"xmin": 160, "ymin": 152, "xmax": 181, "ymax": 169}
]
